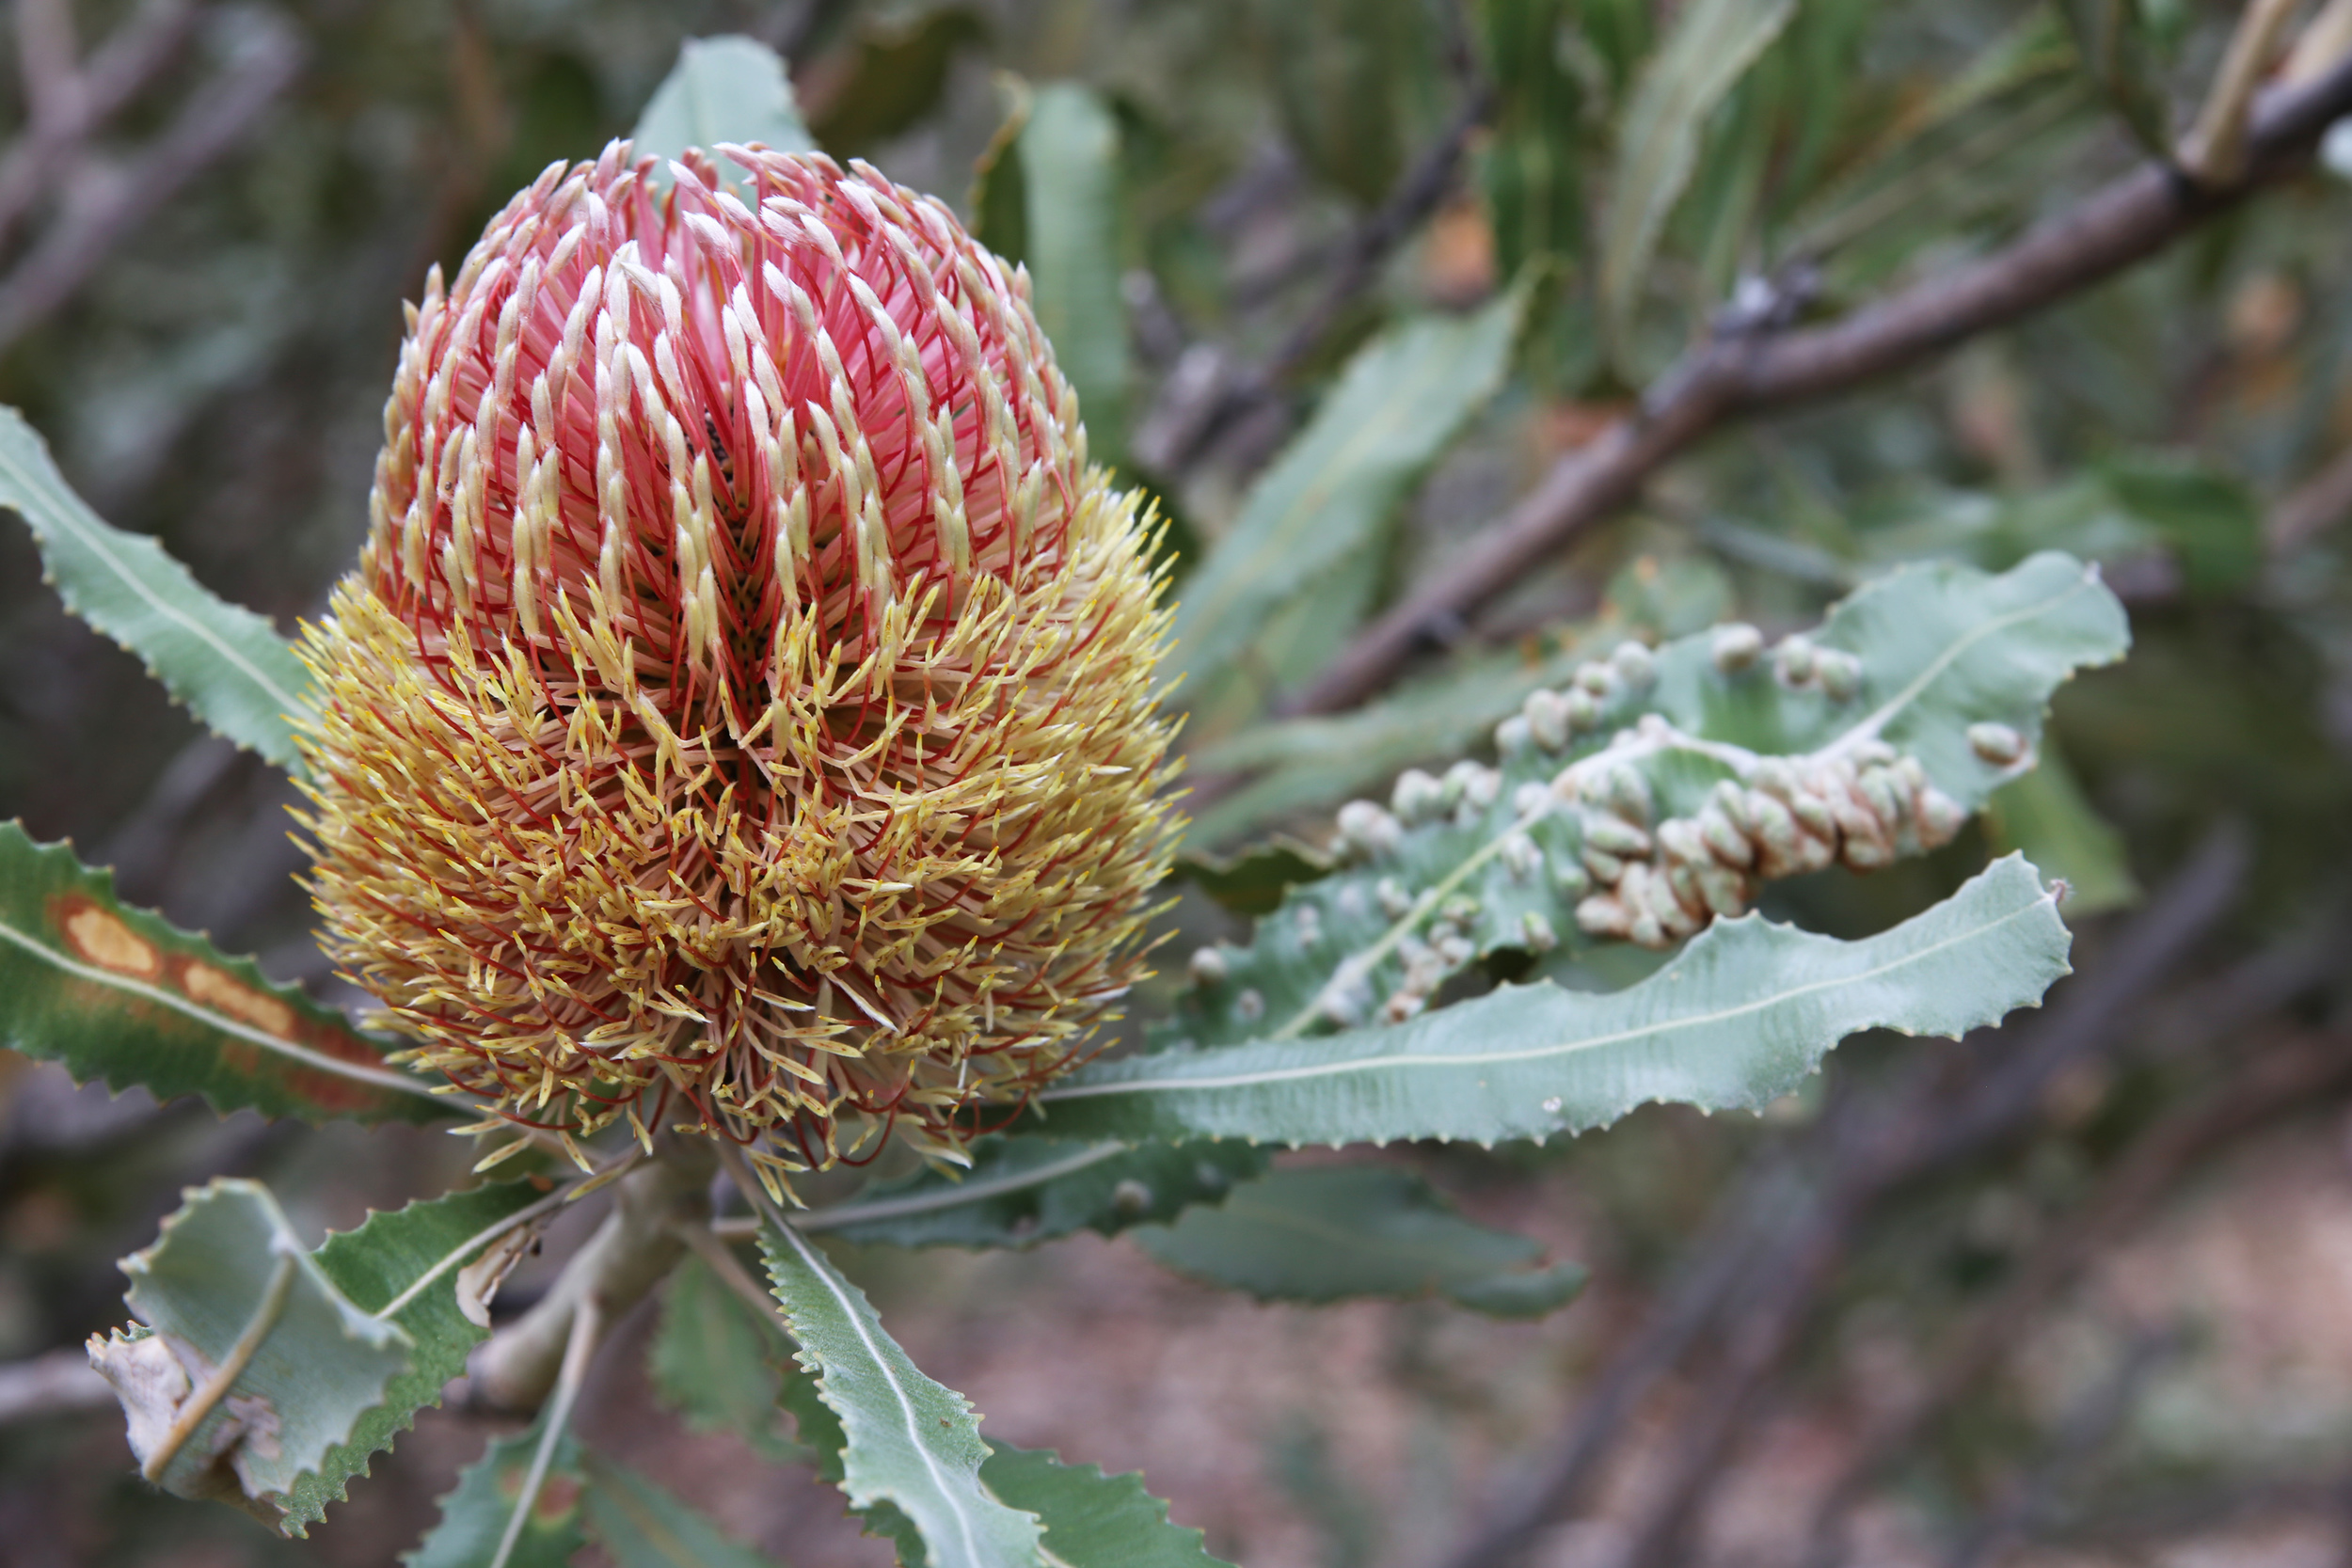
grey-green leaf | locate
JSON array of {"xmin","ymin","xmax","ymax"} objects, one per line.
[
  {"xmin": 1032, "ymin": 855, "xmax": 2070, "ymax": 1148},
  {"xmin": 582, "ymin": 1452, "xmax": 787, "ymax": 1568},
  {"xmin": 804, "ymin": 1136, "xmax": 1269, "ymax": 1250},
  {"xmin": 280, "ymin": 1181, "xmax": 551, "ymax": 1534},
  {"xmin": 94, "ymin": 1180, "xmax": 410, "ymax": 1516},
  {"xmin": 1016, "ymin": 84, "xmax": 1128, "ymax": 467},
  {"xmin": 1133, "ymin": 1164, "xmax": 1586, "ymax": 1317},
  {"xmin": 1597, "ymin": 0, "xmax": 1796, "ymax": 372},
  {"xmin": 632, "ymin": 34, "xmax": 814, "ymax": 180},
  {"xmin": 1169, "ymin": 284, "xmax": 1532, "ymax": 693},
  {"xmin": 756, "ymin": 1223, "xmax": 1044, "ymax": 1568},
  {"xmin": 650, "ymin": 1254, "xmax": 796, "ymax": 1458},
  {"xmin": 405, "ymin": 1410, "xmax": 585, "ymax": 1568},
  {"xmin": 980, "ymin": 1445, "xmax": 1233, "ymax": 1568},
  {"xmin": 0, "ymin": 406, "xmax": 314, "ymax": 771},
  {"xmin": 0, "ymin": 822, "xmax": 449, "ymax": 1125},
  {"xmin": 1168, "ymin": 553, "xmax": 2122, "ymax": 1058}
]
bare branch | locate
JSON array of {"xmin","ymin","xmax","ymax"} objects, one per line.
[
  {"xmin": 0, "ymin": 1347, "xmax": 116, "ymax": 1426},
  {"xmin": 0, "ymin": 15, "xmax": 303, "ymax": 357},
  {"xmin": 1437, "ymin": 827, "xmax": 2250, "ymax": 1568},
  {"xmin": 0, "ymin": 0, "xmax": 202, "ymax": 253},
  {"xmin": 1287, "ymin": 50, "xmax": 2352, "ymax": 719}
]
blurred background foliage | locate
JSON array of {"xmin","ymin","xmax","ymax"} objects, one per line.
[{"xmin": 6, "ymin": 0, "xmax": 2352, "ymax": 1565}]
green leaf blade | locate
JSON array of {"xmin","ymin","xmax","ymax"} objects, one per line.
[
  {"xmin": 805, "ymin": 1136, "xmax": 1269, "ymax": 1251},
  {"xmin": 632, "ymin": 34, "xmax": 814, "ymax": 177},
  {"xmin": 92, "ymin": 1180, "xmax": 411, "ymax": 1518},
  {"xmin": 0, "ymin": 406, "xmax": 314, "ymax": 770},
  {"xmin": 1034, "ymin": 855, "xmax": 2071, "ymax": 1148},
  {"xmin": 1017, "ymin": 83, "xmax": 1129, "ymax": 468},
  {"xmin": 0, "ymin": 822, "xmax": 450, "ymax": 1125},
  {"xmin": 981, "ymin": 1445, "xmax": 1233, "ymax": 1568},
  {"xmin": 1169, "ymin": 285, "xmax": 1532, "ymax": 693},
  {"xmin": 1133, "ymin": 1164, "xmax": 1585, "ymax": 1317},
  {"xmin": 1167, "ymin": 553, "xmax": 2122, "ymax": 1059},
  {"xmin": 281, "ymin": 1180, "xmax": 551, "ymax": 1533},
  {"xmin": 651, "ymin": 1254, "xmax": 796, "ymax": 1458},
  {"xmin": 1597, "ymin": 0, "xmax": 1797, "ymax": 372},
  {"xmin": 755, "ymin": 1224, "xmax": 1044, "ymax": 1568},
  {"xmin": 405, "ymin": 1409, "xmax": 585, "ymax": 1568},
  {"xmin": 581, "ymin": 1452, "xmax": 786, "ymax": 1568}
]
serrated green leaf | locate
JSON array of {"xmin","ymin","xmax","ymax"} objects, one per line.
[
  {"xmin": 650, "ymin": 1254, "xmax": 796, "ymax": 1458},
  {"xmin": 1597, "ymin": 0, "xmax": 1795, "ymax": 373},
  {"xmin": 755, "ymin": 1223, "xmax": 1044, "ymax": 1568},
  {"xmin": 1018, "ymin": 83, "xmax": 1128, "ymax": 467},
  {"xmin": 1031, "ymin": 855, "xmax": 2070, "ymax": 1147},
  {"xmin": 979, "ymin": 1445, "xmax": 1233, "ymax": 1568},
  {"xmin": 1134, "ymin": 1164, "xmax": 1584, "ymax": 1317},
  {"xmin": 631, "ymin": 34, "xmax": 813, "ymax": 184},
  {"xmin": 280, "ymin": 1181, "xmax": 550, "ymax": 1534},
  {"xmin": 1166, "ymin": 553, "xmax": 2125, "ymax": 1056},
  {"xmin": 1170, "ymin": 285, "xmax": 1531, "ymax": 694},
  {"xmin": 0, "ymin": 406, "xmax": 314, "ymax": 770},
  {"xmin": 804, "ymin": 1136, "xmax": 1270, "ymax": 1250},
  {"xmin": 0, "ymin": 822, "xmax": 448, "ymax": 1125},
  {"xmin": 1986, "ymin": 743, "xmax": 2138, "ymax": 916},
  {"xmin": 581, "ymin": 1452, "xmax": 786, "ymax": 1568},
  {"xmin": 405, "ymin": 1410, "xmax": 585, "ymax": 1568},
  {"xmin": 94, "ymin": 1180, "xmax": 411, "ymax": 1514}
]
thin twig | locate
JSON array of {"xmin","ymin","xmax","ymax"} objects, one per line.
[
  {"xmin": 1162, "ymin": 76, "xmax": 1497, "ymax": 473},
  {"xmin": 1802, "ymin": 1024, "xmax": 2352, "ymax": 1568},
  {"xmin": 0, "ymin": 0, "xmax": 199, "ymax": 252},
  {"xmin": 1288, "ymin": 49, "xmax": 2352, "ymax": 718},
  {"xmin": 2178, "ymin": 0, "xmax": 2304, "ymax": 186},
  {"xmin": 673, "ymin": 1220, "xmax": 792, "ymax": 1335},
  {"xmin": 140, "ymin": 1249, "xmax": 296, "ymax": 1483},
  {"xmin": 489, "ymin": 1296, "xmax": 599, "ymax": 1568},
  {"xmin": 1945, "ymin": 1325, "xmax": 2181, "ymax": 1568}
]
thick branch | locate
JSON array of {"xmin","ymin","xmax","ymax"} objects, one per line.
[{"xmin": 1287, "ymin": 49, "xmax": 2352, "ymax": 719}]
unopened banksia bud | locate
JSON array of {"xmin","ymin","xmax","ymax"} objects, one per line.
[{"xmin": 294, "ymin": 143, "xmax": 1181, "ymax": 1180}]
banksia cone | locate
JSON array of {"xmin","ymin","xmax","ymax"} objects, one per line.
[{"xmin": 295, "ymin": 143, "xmax": 1180, "ymax": 1180}]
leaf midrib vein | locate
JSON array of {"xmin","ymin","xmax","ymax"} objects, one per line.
[
  {"xmin": 1043, "ymin": 886, "xmax": 2053, "ymax": 1099},
  {"xmin": 0, "ymin": 436, "xmax": 313, "ymax": 721}
]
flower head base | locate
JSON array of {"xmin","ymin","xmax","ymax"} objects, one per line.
[{"xmin": 296, "ymin": 142, "xmax": 1180, "ymax": 1180}]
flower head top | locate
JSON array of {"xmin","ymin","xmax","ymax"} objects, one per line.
[{"xmin": 297, "ymin": 143, "xmax": 1180, "ymax": 1180}]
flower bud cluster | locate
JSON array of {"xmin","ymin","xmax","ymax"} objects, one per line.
[{"xmin": 1569, "ymin": 736, "xmax": 1967, "ymax": 949}]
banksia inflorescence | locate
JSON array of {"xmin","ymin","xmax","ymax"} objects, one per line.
[{"xmin": 294, "ymin": 142, "xmax": 1181, "ymax": 1180}]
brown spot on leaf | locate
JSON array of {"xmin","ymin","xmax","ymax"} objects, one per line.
[
  {"xmin": 180, "ymin": 962, "xmax": 296, "ymax": 1037},
  {"xmin": 58, "ymin": 900, "xmax": 161, "ymax": 979},
  {"xmin": 534, "ymin": 1473, "xmax": 582, "ymax": 1524}
]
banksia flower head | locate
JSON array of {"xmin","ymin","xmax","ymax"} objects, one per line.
[{"xmin": 294, "ymin": 142, "xmax": 1181, "ymax": 1182}]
